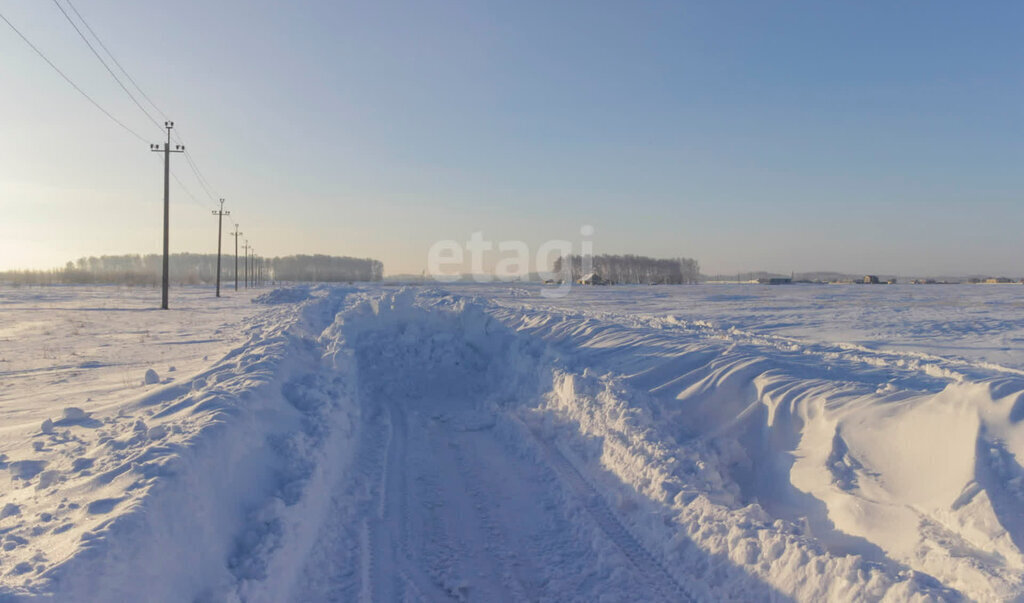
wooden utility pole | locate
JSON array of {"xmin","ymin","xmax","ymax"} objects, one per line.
[
  {"xmin": 212, "ymin": 198, "xmax": 229, "ymax": 297},
  {"xmin": 242, "ymin": 240, "xmax": 250, "ymax": 289},
  {"xmin": 230, "ymin": 225, "xmax": 242, "ymax": 291},
  {"xmin": 150, "ymin": 121, "xmax": 184, "ymax": 310}
]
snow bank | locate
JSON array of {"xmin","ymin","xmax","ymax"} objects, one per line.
[
  {"xmin": 4, "ymin": 284, "xmax": 1022, "ymax": 601},
  {"xmin": 0, "ymin": 287, "xmax": 356, "ymax": 601},
  {"xmin": 490, "ymin": 292, "xmax": 1024, "ymax": 600},
  {"xmin": 252, "ymin": 285, "xmax": 314, "ymax": 305}
]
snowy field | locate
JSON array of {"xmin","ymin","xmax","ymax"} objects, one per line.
[{"xmin": 1, "ymin": 283, "xmax": 1023, "ymax": 601}]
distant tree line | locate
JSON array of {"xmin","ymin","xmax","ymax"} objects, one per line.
[
  {"xmin": 553, "ymin": 254, "xmax": 701, "ymax": 284},
  {"xmin": 0, "ymin": 253, "xmax": 383, "ymax": 285},
  {"xmin": 272, "ymin": 254, "xmax": 383, "ymax": 282}
]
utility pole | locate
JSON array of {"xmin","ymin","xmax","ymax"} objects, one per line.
[
  {"xmin": 242, "ymin": 240, "xmax": 250, "ymax": 289},
  {"xmin": 229, "ymin": 225, "xmax": 240, "ymax": 290},
  {"xmin": 150, "ymin": 121, "xmax": 184, "ymax": 310},
  {"xmin": 212, "ymin": 199, "xmax": 229, "ymax": 297}
]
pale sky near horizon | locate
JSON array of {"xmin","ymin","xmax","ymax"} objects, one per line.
[{"xmin": 1, "ymin": 1, "xmax": 1022, "ymax": 276}]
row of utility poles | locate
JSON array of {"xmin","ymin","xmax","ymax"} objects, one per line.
[
  {"xmin": 154, "ymin": 120, "xmax": 268, "ymax": 309},
  {"xmin": 239, "ymin": 238, "xmax": 267, "ymax": 290}
]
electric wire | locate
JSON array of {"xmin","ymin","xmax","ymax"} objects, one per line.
[
  {"xmin": 185, "ymin": 150, "xmax": 218, "ymax": 198},
  {"xmin": 52, "ymin": 0, "xmax": 226, "ymax": 210},
  {"xmin": 170, "ymin": 170, "xmax": 212, "ymax": 211},
  {"xmin": 183, "ymin": 150, "xmax": 220, "ymax": 202},
  {"xmin": 6, "ymin": 5, "xmax": 233, "ymax": 223},
  {"xmin": 62, "ymin": 0, "xmax": 169, "ymax": 122},
  {"xmin": 51, "ymin": 0, "xmax": 163, "ymax": 132},
  {"xmin": 0, "ymin": 10, "xmax": 149, "ymax": 143}
]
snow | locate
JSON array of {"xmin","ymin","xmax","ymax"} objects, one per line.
[
  {"xmin": 142, "ymin": 369, "xmax": 159, "ymax": 385},
  {"xmin": 1, "ymin": 283, "xmax": 1023, "ymax": 601}
]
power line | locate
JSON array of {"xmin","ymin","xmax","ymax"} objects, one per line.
[
  {"xmin": 51, "ymin": 0, "xmax": 163, "ymax": 132},
  {"xmin": 50, "ymin": 0, "xmax": 227, "ymax": 211},
  {"xmin": 0, "ymin": 10, "xmax": 148, "ymax": 143},
  {"xmin": 170, "ymin": 170, "xmax": 210, "ymax": 210},
  {"xmin": 186, "ymin": 150, "xmax": 218, "ymax": 198},
  {"xmin": 183, "ymin": 149, "xmax": 220, "ymax": 201},
  {"xmin": 55, "ymin": 0, "xmax": 227, "ymax": 216},
  {"xmin": 170, "ymin": 163, "xmax": 230, "ymax": 223},
  {"xmin": 6, "ymin": 6, "xmax": 239, "ymax": 265},
  {"xmin": 160, "ymin": 124, "xmax": 222, "ymax": 207},
  {"xmin": 62, "ymin": 0, "xmax": 168, "ymax": 122}
]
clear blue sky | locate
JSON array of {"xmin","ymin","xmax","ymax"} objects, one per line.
[{"xmin": 2, "ymin": 0, "xmax": 1022, "ymax": 276}]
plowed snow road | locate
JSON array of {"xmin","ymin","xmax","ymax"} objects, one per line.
[{"xmin": 293, "ymin": 334, "xmax": 688, "ymax": 602}]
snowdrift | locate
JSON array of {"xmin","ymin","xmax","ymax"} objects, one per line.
[{"xmin": 2, "ymin": 285, "xmax": 1022, "ymax": 601}]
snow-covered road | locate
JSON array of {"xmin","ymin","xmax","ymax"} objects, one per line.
[
  {"xmin": 292, "ymin": 306, "xmax": 690, "ymax": 602},
  {"xmin": 3, "ymin": 283, "xmax": 1023, "ymax": 601}
]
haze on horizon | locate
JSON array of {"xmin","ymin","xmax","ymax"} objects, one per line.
[{"xmin": 1, "ymin": 1, "xmax": 1022, "ymax": 277}]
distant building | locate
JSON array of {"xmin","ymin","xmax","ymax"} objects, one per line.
[
  {"xmin": 863, "ymin": 275, "xmax": 880, "ymax": 284},
  {"xmin": 757, "ymin": 277, "xmax": 792, "ymax": 285},
  {"xmin": 984, "ymin": 277, "xmax": 1014, "ymax": 284},
  {"xmin": 886, "ymin": 278, "xmax": 898, "ymax": 284},
  {"xmin": 577, "ymin": 273, "xmax": 607, "ymax": 286}
]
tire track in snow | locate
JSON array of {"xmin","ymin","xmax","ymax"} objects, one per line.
[
  {"xmin": 369, "ymin": 402, "xmax": 406, "ymax": 602},
  {"xmin": 368, "ymin": 403, "xmax": 457, "ymax": 602},
  {"xmin": 448, "ymin": 436, "xmax": 539, "ymax": 602},
  {"xmin": 358, "ymin": 519, "xmax": 372, "ymax": 603},
  {"xmin": 527, "ymin": 424, "xmax": 695, "ymax": 602},
  {"xmin": 442, "ymin": 434, "xmax": 530, "ymax": 602}
]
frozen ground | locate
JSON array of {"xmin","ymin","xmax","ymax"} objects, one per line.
[{"xmin": 1, "ymin": 283, "xmax": 1023, "ymax": 601}]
